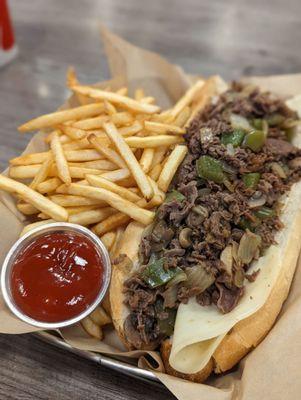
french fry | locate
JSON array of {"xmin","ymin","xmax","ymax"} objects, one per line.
[
  {"xmin": 125, "ymin": 135, "xmax": 183, "ymax": 148},
  {"xmin": 37, "ymin": 177, "xmax": 62, "ymax": 194},
  {"xmin": 65, "ymin": 149, "xmax": 105, "ymax": 162},
  {"xmin": 170, "ymin": 79, "xmax": 205, "ymax": 118},
  {"xmin": 10, "ymin": 149, "xmax": 104, "ymax": 166},
  {"xmin": 187, "ymin": 76, "xmax": 219, "ymax": 125},
  {"xmin": 38, "ymin": 212, "xmax": 50, "ymax": 220},
  {"xmin": 10, "ymin": 152, "xmax": 51, "ymax": 166},
  {"xmin": 68, "ymin": 160, "xmax": 116, "ymax": 170},
  {"xmin": 104, "ymin": 100, "xmax": 117, "ymax": 115},
  {"xmin": 62, "ymin": 138, "xmax": 95, "ymax": 150},
  {"xmin": 66, "ymin": 205, "xmax": 100, "ymax": 215},
  {"xmin": 144, "ymin": 121, "xmax": 185, "ymax": 135},
  {"xmin": 19, "ymin": 103, "xmax": 105, "ymax": 132},
  {"xmin": 63, "ymin": 183, "xmax": 153, "ymax": 225},
  {"xmin": 20, "ymin": 219, "xmax": 56, "ymax": 237},
  {"xmin": 9, "ymin": 165, "xmax": 43, "ymax": 179},
  {"xmin": 49, "ymin": 194, "xmax": 106, "ymax": 207},
  {"xmin": 11, "ymin": 149, "xmax": 104, "ymax": 168},
  {"xmin": 17, "ymin": 202, "xmax": 39, "ymax": 215},
  {"xmin": 100, "ymin": 231, "xmax": 116, "ymax": 251},
  {"xmin": 134, "ymin": 88, "xmax": 145, "ymax": 101},
  {"xmin": 93, "ymin": 197, "xmax": 147, "ymax": 235},
  {"xmin": 104, "ymin": 122, "xmax": 153, "ymax": 200},
  {"xmin": 140, "ymin": 96, "xmax": 155, "ymax": 104},
  {"xmin": 29, "ymin": 154, "xmax": 53, "ymax": 190},
  {"xmin": 45, "ymin": 132, "xmax": 71, "ymax": 144},
  {"xmin": 0, "ymin": 175, "xmax": 68, "ymax": 221},
  {"xmin": 50, "ymin": 132, "xmax": 71, "ymax": 185},
  {"xmin": 151, "ymin": 146, "xmax": 167, "ymax": 168},
  {"xmin": 72, "ymin": 115, "xmax": 108, "ymax": 130},
  {"xmin": 81, "ymin": 316, "xmax": 103, "ymax": 340},
  {"xmin": 86, "ymin": 174, "xmax": 141, "ymax": 202},
  {"xmin": 71, "ymin": 112, "xmax": 133, "ymax": 131},
  {"xmin": 157, "ymin": 145, "xmax": 188, "ymax": 192},
  {"xmin": 58, "ymin": 124, "xmax": 87, "ymax": 140},
  {"xmin": 139, "ymin": 148, "xmax": 154, "ymax": 173},
  {"xmin": 72, "ymin": 85, "xmax": 160, "ymax": 114},
  {"xmin": 68, "ymin": 207, "xmax": 116, "ymax": 226},
  {"xmin": 118, "ymin": 121, "xmax": 143, "ymax": 137},
  {"xmin": 59, "ymin": 167, "xmax": 106, "ymax": 179},
  {"xmin": 88, "ymin": 134, "xmax": 127, "ymax": 169},
  {"xmin": 117, "ymin": 177, "xmax": 137, "ymax": 188},
  {"xmin": 149, "ymin": 163, "xmax": 163, "ymax": 181},
  {"xmin": 174, "ymin": 106, "xmax": 191, "ymax": 127},
  {"xmin": 99, "ymin": 168, "xmax": 130, "ymax": 182},
  {"xmin": 115, "ymin": 87, "xmax": 128, "ymax": 96},
  {"xmin": 93, "ymin": 213, "xmax": 130, "ymax": 236},
  {"xmin": 148, "ymin": 177, "xmax": 165, "ymax": 206},
  {"xmin": 110, "ymin": 226, "xmax": 125, "ymax": 258},
  {"xmin": 66, "ymin": 66, "xmax": 79, "ymax": 88},
  {"xmin": 89, "ymin": 305, "xmax": 112, "ymax": 326}
]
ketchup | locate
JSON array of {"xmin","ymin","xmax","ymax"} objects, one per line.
[{"xmin": 10, "ymin": 232, "xmax": 104, "ymax": 323}]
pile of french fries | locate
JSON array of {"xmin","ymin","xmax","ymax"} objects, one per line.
[{"xmin": 0, "ymin": 68, "xmax": 214, "ymax": 339}]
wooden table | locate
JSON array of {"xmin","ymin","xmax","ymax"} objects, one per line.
[{"xmin": 0, "ymin": 0, "xmax": 300, "ymax": 398}]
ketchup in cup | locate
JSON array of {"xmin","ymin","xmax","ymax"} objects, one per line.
[{"xmin": 1, "ymin": 224, "xmax": 110, "ymax": 327}]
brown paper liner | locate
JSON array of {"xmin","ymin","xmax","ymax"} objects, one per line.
[{"xmin": 1, "ymin": 27, "xmax": 301, "ymax": 400}]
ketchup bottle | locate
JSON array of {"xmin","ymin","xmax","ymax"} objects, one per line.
[{"xmin": 0, "ymin": 0, "xmax": 17, "ymax": 67}]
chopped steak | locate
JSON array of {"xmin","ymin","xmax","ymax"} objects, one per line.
[{"xmin": 123, "ymin": 83, "xmax": 301, "ymax": 348}]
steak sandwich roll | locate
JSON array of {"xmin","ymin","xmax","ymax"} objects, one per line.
[{"xmin": 110, "ymin": 81, "xmax": 301, "ymax": 382}]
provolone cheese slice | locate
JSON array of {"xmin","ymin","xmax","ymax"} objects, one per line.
[{"xmin": 170, "ymin": 122, "xmax": 301, "ymax": 374}]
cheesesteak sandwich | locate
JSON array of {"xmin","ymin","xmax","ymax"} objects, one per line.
[{"xmin": 111, "ymin": 82, "xmax": 301, "ymax": 382}]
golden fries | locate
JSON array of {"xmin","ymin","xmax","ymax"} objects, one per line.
[
  {"xmin": 158, "ymin": 145, "xmax": 188, "ymax": 192},
  {"xmin": 59, "ymin": 124, "xmax": 87, "ymax": 140},
  {"xmin": 89, "ymin": 306, "xmax": 111, "ymax": 326},
  {"xmin": 29, "ymin": 154, "xmax": 53, "ymax": 190},
  {"xmin": 144, "ymin": 121, "xmax": 185, "ymax": 135},
  {"xmin": 19, "ymin": 103, "xmax": 105, "ymax": 132},
  {"xmin": 81, "ymin": 316, "xmax": 103, "ymax": 340},
  {"xmin": 49, "ymin": 194, "xmax": 106, "ymax": 207},
  {"xmin": 17, "ymin": 202, "xmax": 39, "ymax": 215},
  {"xmin": 50, "ymin": 131, "xmax": 71, "ymax": 185},
  {"xmin": 60, "ymin": 183, "xmax": 154, "ymax": 225},
  {"xmin": 125, "ymin": 135, "xmax": 183, "ymax": 148},
  {"xmin": 68, "ymin": 207, "xmax": 116, "ymax": 226},
  {"xmin": 100, "ymin": 232, "xmax": 116, "ymax": 251},
  {"xmin": 93, "ymin": 213, "xmax": 131, "ymax": 236},
  {"xmin": 88, "ymin": 134, "xmax": 127, "ymax": 169},
  {"xmin": 104, "ymin": 122, "xmax": 153, "ymax": 200},
  {"xmin": 72, "ymin": 85, "xmax": 160, "ymax": 114},
  {"xmin": 0, "ymin": 175, "xmax": 68, "ymax": 221},
  {"xmin": 139, "ymin": 148, "xmax": 154, "ymax": 173},
  {"xmin": 86, "ymin": 174, "xmax": 141, "ymax": 202},
  {"xmin": 170, "ymin": 79, "xmax": 205, "ymax": 118}
]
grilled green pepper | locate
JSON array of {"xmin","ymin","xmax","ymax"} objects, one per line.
[
  {"xmin": 242, "ymin": 172, "xmax": 261, "ymax": 189},
  {"xmin": 254, "ymin": 206, "xmax": 275, "ymax": 219},
  {"xmin": 155, "ymin": 300, "xmax": 176, "ymax": 337},
  {"xmin": 221, "ymin": 129, "xmax": 245, "ymax": 147},
  {"xmin": 165, "ymin": 190, "xmax": 185, "ymax": 203},
  {"xmin": 243, "ymin": 130, "xmax": 265, "ymax": 152},
  {"xmin": 196, "ymin": 155, "xmax": 225, "ymax": 183},
  {"xmin": 142, "ymin": 258, "xmax": 182, "ymax": 288},
  {"xmin": 266, "ymin": 114, "xmax": 285, "ymax": 127},
  {"xmin": 252, "ymin": 119, "xmax": 268, "ymax": 135},
  {"xmin": 238, "ymin": 216, "xmax": 260, "ymax": 231}
]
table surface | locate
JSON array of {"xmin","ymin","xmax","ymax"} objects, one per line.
[{"xmin": 0, "ymin": 0, "xmax": 301, "ymax": 399}]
